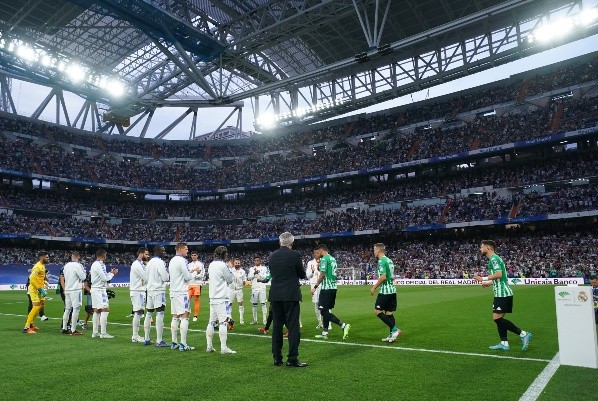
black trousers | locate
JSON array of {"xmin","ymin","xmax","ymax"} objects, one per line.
[{"xmin": 271, "ymin": 301, "xmax": 301, "ymax": 362}]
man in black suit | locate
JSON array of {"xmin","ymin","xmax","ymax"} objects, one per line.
[{"xmin": 268, "ymin": 232, "xmax": 308, "ymax": 367}]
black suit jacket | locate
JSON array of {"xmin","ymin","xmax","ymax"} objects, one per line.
[{"xmin": 268, "ymin": 247, "xmax": 306, "ymax": 302}]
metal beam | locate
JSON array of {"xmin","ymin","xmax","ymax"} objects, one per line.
[{"xmin": 154, "ymin": 107, "xmax": 193, "ymax": 139}]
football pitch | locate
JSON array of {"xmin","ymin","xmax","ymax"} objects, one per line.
[{"xmin": 0, "ymin": 285, "xmax": 594, "ymax": 401}]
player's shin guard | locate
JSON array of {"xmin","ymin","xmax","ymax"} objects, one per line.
[
  {"xmin": 144, "ymin": 311, "xmax": 153, "ymax": 341},
  {"xmin": 62, "ymin": 307, "xmax": 72, "ymax": 330},
  {"xmin": 193, "ymin": 298, "xmax": 200, "ymax": 317},
  {"xmin": 206, "ymin": 322, "xmax": 215, "ymax": 349},
  {"xmin": 377, "ymin": 313, "xmax": 394, "ymax": 330},
  {"xmin": 180, "ymin": 318, "xmax": 189, "ymax": 346},
  {"xmin": 502, "ymin": 318, "xmax": 522, "ymax": 336},
  {"xmin": 92, "ymin": 312, "xmax": 100, "ymax": 335},
  {"xmin": 70, "ymin": 307, "xmax": 80, "ymax": 332},
  {"xmin": 219, "ymin": 322, "xmax": 228, "ymax": 350},
  {"xmin": 132, "ymin": 313, "xmax": 141, "ymax": 338},
  {"xmin": 494, "ymin": 318, "xmax": 508, "ymax": 341},
  {"xmin": 100, "ymin": 311, "xmax": 109, "ymax": 335},
  {"xmin": 156, "ymin": 312, "xmax": 164, "ymax": 343},
  {"xmin": 171, "ymin": 317, "xmax": 179, "ymax": 344},
  {"xmin": 25, "ymin": 305, "xmax": 41, "ymax": 329},
  {"xmin": 239, "ymin": 306, "xmax": 244, "ymax": 323}
]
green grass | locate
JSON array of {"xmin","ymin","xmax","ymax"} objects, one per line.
[{"xmin": 0, "ymin": 285, "xmax": 594, "ymax": 401}]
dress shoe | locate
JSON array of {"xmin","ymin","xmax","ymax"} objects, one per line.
[
  {"xmin": 273, "ymin": 359, "xmax": 284, "ymax": 366},
  {"xmin": 286, "ymin": 360, "xmax": 308, "ymax": 368}
]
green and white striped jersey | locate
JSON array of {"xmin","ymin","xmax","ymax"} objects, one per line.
[
  {"xmin": 319, "ymin": 254, "xmax": 337, "ymax": 290},
  {"xmin": 376, "ymin": 256, "xmax": 396, "ymax": 295},
  {"xmin": 487, "ymin": 254, "xmax": 513, "ymax": 297}
]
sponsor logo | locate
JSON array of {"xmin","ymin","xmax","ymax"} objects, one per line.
[
  {"xmin": 558, "ymin": 291, "xmax": 570, "ymax": 298},
  {"xmin": 511, "ymin": 278, "xmax": 522, "ymax": 284}
]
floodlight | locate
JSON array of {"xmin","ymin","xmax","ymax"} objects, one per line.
[
  {"xmin": 66, "ymin": 63, "xmax": 85, "ymax": 82},
  {"xmin": 106, "ymin": 78, "xmax": 125, "ymax": 97},
  {"xmin": 257, "ymin": 112, "xmax": 276, "ymax": 129},
  {"xmin": 579, "ymin": 8, "xmax": 598, "ymax": 26}
]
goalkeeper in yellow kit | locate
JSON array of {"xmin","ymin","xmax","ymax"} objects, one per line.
[{"xmin": 23, "ymin": 251, "xmax": 49, "ymax": 334}]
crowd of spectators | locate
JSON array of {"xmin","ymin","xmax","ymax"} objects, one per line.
[
  {"xmin": 1, "ymin": 92, "xmax": 596, "ymax": 191},
  {"xmin": 1, "ymin": 150, "xmax": 596, "ymax": 220},
  {"xmin": 1, "ymin": 230, "xmax": 595, "ymax": 280},
  {"xmin": 1, "ymin": 183, "xmax": 595, "ymax": 241}
]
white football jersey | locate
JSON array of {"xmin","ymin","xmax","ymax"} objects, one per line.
[
  {"xmin": 188, "ymin": 260, "xmax": 205, "ymax": 285},
  {"xmin": 208, "ymin": 260, "xmax": 233, "ymax": 303},
  {"xmin": 146, "ymin": 256, "xmax": 169, "ymax": 292},
  {"xmin": 168, "ymin": 255, "xmax": 192, "ymax": 295},
  {"xmin": 306, "ymin": 259, "xmax": 319, "ymax": 286},
  {"xmin": 63, "ymin": 261, "xmax": 86, "ymax": 293},
  {"xmin": 129, "ymin": 259, "xmax": 148, "ymax": 292},
  {"xmin": 247, "ymin": 265, "xmax": 268, "ymax": 291},
  {"xmin": 90, "ymin": 260, "xmax": 113, "ymax": 290},
  {"xmin": 228, "ymin": 267, "xmax": 246, "ymax": 291}
]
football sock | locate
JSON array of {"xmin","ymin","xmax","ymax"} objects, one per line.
[
  {"xmin": 100, "ymin": 311, "xmax": 109, "ymax": 335},
  {"xmin": 70, "ymin": 307, "xmax": 80, "ymax": 332},
  {"xmin": 193, "ymin": 298, "xmax": 200, "ymax": 317},
  {"xmin": 92, "ymin": 312, "xmax": 99, "ymax": 334},
  {"xmin": 62, "ymin": 307, "xmax": 72, "ymax": 330},
  {"xmin": 179, "ymin": 318, "xmax": 189, "ymax": 346},
  {"xmin": 25, "ymin": 305, "xmax": 41, "ymax": 329},
  {"xmin": 219, "ymin": 322, "xmax": 228, "ymax": 350},
  {"xmin": 132, "ymin": 313, "xmax": 141, "ymax": 337},
  {"xmin": 261, "ymin": 304, "xmax": 267, "ymax": 323},
  {"xmin": 144, "ymin": 311, "xmax": 153, "ymax": 341},
  {"xmin": 206, "ymin": 322, "xmax": 215, "ymax": 348},
  {"xmin": 377, "ymin": 313, "xmax": 394, "ymax": 330},
  {"xmin": 171, "ymin": 317, "xmax": 179, "ymax": 344},
  {"xmin": 156, "ymin": 312, "xmax": 165, "ymax": 343}
]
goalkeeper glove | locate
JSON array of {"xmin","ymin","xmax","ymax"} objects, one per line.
[{"xmin": 38, "ymin": 288, "xmax": 47, "ymax": 297}]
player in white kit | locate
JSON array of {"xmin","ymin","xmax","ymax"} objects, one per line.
[
  {"xmin": 306, "ymin": 251, "xmax": 324, "ymax": 329},
  {"xmin": 145, "ymin": 246, "xmax": 170, "ymax": 347},
  {"xmin": 130, "ymin": 247, "xmax": 150, "ymax": 344},
  {"xmin": 61, "ymin": 251, "xmax": 86, "ymax": 336},
  {"xmin": 90, "ymin": 249, "xmax": 118, "ymax": 339},
  {"xmin": 188, "ymin": 251, "xmax": 205, "ymax": 322},
  {"xmin": 169, "ymin": 242, "xmax": 202, "ymax": 351},
  {"xmin": 229, "ymin": 259, "xmax": 247, "ymax": 325},
  {"xmin": 247, "ymin": 257, "xmax": 268, "ymax": 325},
  {"xmin": 206, "ymin": 246, "xmax": 235, "ymax": 354}
]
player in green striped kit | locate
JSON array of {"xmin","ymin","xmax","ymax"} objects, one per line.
[
  {"xmin": 311, "ymin": 244, "xmax": 351, "ymax": 340},
  {"xmin": 475, "ymin": 240, "xmax": 532, "ymax": 351},
  {"xmin": 370, "ymin": 243, "xmax": 401, "ymax": 342}
]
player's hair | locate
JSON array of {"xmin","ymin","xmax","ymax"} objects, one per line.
[
  {"xmin": 481, "ymin": 240, "xmax": 496, "ymax": 249},
  {"xmin": 175, "ymin": 242, "xmax": 188, "ymax": 251},
  {"xmin": 213, "ymin": 246, "xmax": 228, "ymax": 260},
  {"xmin": 37, "ymin": 250, "xmax": 48, "ymax": 258},
  {"xmin": 137, "ymin": 247, "xmax": 148, "ymax": 256},
  {"xmin": 279, "ymin": 231, "xmax": 294, "ymax": 247},
  {"xmin": 374, "ymin": 243, "xmax": 386, "ymax": 252},
  {"xmin": 590, "ymin": 275, "xmax": 597, "ymax": 280},
  {"xmin": 190, "ymin": 251, "xmax": 198, "ymax": 256},
  {"xmin": 314, "ymin": 244, "xmax": 328, "ymax": 252},
  {"xmin": 96, "ymin": 248, "xmax": 107, "ymax": 258},
  {"xmin": 70, "ymin": 251, "xmax": 80, "ymax": 257}
]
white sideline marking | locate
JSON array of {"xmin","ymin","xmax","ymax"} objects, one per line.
[
  {"xmin": 1, "ymin": 312, "xmax": 550, "ymax": 363},
  {"xmin": 519, "ymin": 353, "xmax": 560, "ymax": 401}
]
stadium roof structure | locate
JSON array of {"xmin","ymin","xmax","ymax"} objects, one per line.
[{"xmin": 0, "ymin": 0, "xmax": 596, "ymax": 138}]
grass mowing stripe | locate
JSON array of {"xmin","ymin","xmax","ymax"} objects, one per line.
[
  {"xmin": 0, "ymin": 312, "xmax": 551, "ymax": 363},
  {"xmin": 519, "ymin": 353, "xmax": 561, "ymax": 401}
]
